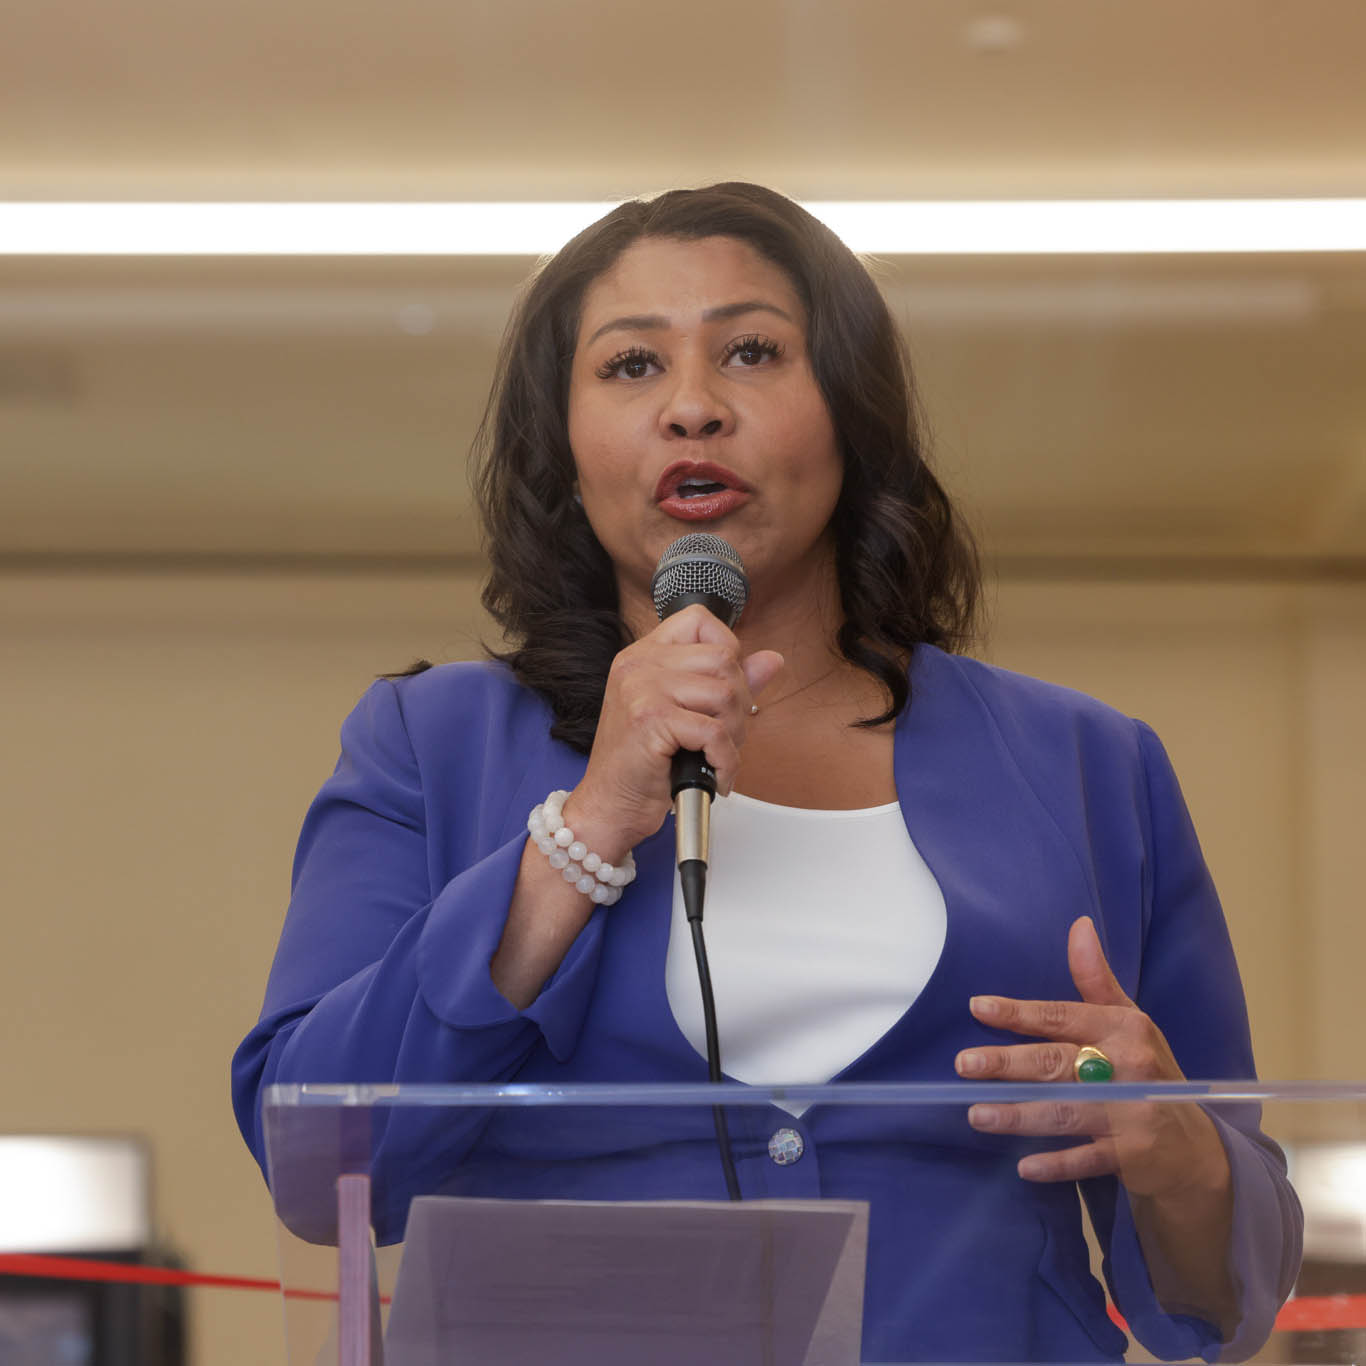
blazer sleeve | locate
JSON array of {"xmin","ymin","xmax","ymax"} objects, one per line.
[
  {"xmin": 1084, "ymin": 720, "xmax": 1302, "ymax": 1362},
  {"xmin": 230, "ymin": 678, "xmax": 607, "ymax": 1175}
]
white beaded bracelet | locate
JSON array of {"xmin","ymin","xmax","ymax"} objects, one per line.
[{"xmin": 526, "ymin": 789, "xmax": 637, "ymax": 907}]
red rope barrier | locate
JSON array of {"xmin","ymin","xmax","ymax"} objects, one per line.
[
  {"xmin": 0, "ymin": 1253, "xmax": 335, "ymax": 1301},
  {"xmin": 5, "ymin": 1252, "xmax": 1366, "ymax": 1332},
  {"xmin": 1276, "ymin": 1295, "xmax": 1366, "ymax": 1332}
]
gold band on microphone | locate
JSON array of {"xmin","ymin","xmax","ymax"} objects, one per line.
[{"xmin": 674, "ymin": 786, "xmax": 711, "ymax": 866}]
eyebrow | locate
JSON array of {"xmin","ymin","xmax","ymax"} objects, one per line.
[{"xmin": 584, "ymin": 299, "xmax": 795, "ymax": 347}]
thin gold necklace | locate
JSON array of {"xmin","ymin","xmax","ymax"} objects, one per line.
[{"xmin": 749, "ymin": 665, "xmax": 839, "ymax": 715}]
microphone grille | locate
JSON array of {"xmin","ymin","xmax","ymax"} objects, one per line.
[{"xmin": 651, "ymin": 532, "xmax": 749, "ymax": 626}]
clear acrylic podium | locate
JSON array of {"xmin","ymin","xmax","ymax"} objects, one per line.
[{"xmin": 262, "ymin": 1081, "xmax": 1366, "ymax": 1365}]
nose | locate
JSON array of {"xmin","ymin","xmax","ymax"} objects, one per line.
[{"xmin": 657, "ymin": 361, "xmax": 735, "ymax": 441}]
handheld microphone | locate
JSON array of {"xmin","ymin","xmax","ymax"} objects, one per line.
[
  {"xmin": 650, "ymin": 531, "xmax": 748, "ymax": 1202},
  {"xmin": 649, "ymin": 532, "xmax": 749, "ymax": 913}
]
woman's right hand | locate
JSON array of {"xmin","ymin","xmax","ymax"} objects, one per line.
[
  {"xmin": 563, "ymin": 604, "xmax": 785, "ymax": 859},
  {"xmin": 493, "ymin": 606, "xmax": 781, "ymax": 1008}
]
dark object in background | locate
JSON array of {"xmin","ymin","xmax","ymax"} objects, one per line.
[
  {"xmin": 0, "ymin": 1246, "xmax": 186, "ymax": 1366},
  {"xmin": 1287, "ymin": 1257, "xmax": 1366, "ymax": 1366},
  {"xmin": 0, "ymin": 1136, "xmax": 185, "ymax": 1366}
]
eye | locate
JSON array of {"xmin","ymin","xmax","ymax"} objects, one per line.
[
  {"xmin": 722, "ymin": 334, "xmax": 784, "ymax": 368},
  {"xmin": 596, "ymin": 346, "xmax": 661, "ymax": 381}
]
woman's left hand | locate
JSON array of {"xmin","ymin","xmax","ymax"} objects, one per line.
[{"xmin": 955, "ymin": 916, "xmax": 1230, "ymax": 1201}]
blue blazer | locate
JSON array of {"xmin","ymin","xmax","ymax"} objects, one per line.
[{"xmin": 233, "ymin": 645, "xmax": 1299, "ymax": 1362}]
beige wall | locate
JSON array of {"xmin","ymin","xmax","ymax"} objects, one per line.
[
  {"xmin": 989, "ymin": 579, "xmax": 1314, "ymax": 1082},
  {"xmin": 2, "ymin": 568, "xmax": 1362, "ymax": 1364}
]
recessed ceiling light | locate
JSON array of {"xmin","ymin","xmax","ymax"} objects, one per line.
[{"xmin": 964, "ymin": 15, "xmax": 1025, "ymax": 52}]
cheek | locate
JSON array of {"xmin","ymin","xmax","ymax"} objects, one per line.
[
  {"xmin": 567, "ymin": 395, "xmax": 638, "ymax": 490},
  {"xmin": 565, "ymin": 394, "xmax": 591, "ymax": 477},
  {"xmin": 775, "ymin": 402, "xmax": 843, "ymax": 496}
]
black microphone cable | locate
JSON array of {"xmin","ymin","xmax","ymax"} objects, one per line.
[{"xmin": 680, "ymin": 860, "xmax": 741, "ymax": 1201}]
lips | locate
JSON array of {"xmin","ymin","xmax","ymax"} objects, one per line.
[{"xmin": 655, "ymin": 461, "xmax": 753, "ymax": 522}]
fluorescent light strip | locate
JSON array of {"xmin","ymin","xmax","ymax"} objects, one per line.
[
  {"xmin": 0, "ymin": 203, "xmax": 610, "ymax": 257},
  {"xmin": 2, "ymin": 200, "xmax": 1365, "ymax": 255},
  {"xmin": 816, "ymin": 200, "xmax": 1366, "ymax": 254}
]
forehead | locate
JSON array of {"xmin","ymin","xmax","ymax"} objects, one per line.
[{"xmin": 576, "ymin": 235, "xmax": 804, "ymax": 338}]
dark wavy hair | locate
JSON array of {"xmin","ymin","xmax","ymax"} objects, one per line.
[{"xmin": 471, "ymin": 182, "xmax": 980, "ymax": 753}]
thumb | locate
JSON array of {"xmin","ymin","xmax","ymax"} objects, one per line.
[
  {"xmin": 742, "ymin": 650, "xmax": 785, "ymax": 700},
  {"xmin": 1068, "ymin": 916, "xmax": 1132, "ymax": 1008}
]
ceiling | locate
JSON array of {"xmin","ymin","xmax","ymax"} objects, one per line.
[{"xmin": 3, "ymin": 0, "xmax": 1365, "ymax": 570}]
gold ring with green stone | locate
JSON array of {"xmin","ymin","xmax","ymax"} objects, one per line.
[{"xmin": 1074, "ymin": 1046, "xmax": 1115, "ymax": 1083}]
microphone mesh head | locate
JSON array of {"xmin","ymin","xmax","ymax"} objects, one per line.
[{"xmin": 651, "ymin": 532, "xmax": 749, "ymax": 626}]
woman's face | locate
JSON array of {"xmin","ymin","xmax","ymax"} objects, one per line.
[{"xmin": 567, "ymin": 234, "xmax": 843, "ymax": 617}]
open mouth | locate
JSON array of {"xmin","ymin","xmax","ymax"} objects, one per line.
[
  {"xmin": 676, "ymin": 478, "xmax": 728, "ymax": 499},
  {"xmin": 655, "ymin": 462, "xmax": 753, "ymax": 522},
  {"xmin": 655, "ymin": 461, "xmax": 752, "ymax": 503}
]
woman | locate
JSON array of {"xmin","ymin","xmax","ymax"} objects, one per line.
[{"xmin": 233, "ymin": 183, "xmax": 1299, "ymax": 1361}]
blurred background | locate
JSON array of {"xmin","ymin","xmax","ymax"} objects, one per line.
[{"xmin": 2, "ymin": 1, "xmax": 1364, "ymax": 1361}]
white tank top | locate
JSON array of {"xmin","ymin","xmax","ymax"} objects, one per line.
[{"xmin": 665, "ymin": 790, "xmax": 947, "ymax": 1108}]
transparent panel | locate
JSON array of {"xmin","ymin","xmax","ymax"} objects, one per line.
[{"xmin": 263, "ymin": 1081, "xmax": 1361, "ymax": 1365}]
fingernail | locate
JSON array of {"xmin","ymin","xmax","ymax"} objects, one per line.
[
  {"xmin": 957, "ymin": 1051, "xmax": 985, "ymax": 1076},
  {"xmin": 968, "ymin": 1104, "xmax": 1000, "ymax": 1127},
  {"xmin": 970, "ymin": 995, "xmax": 1000, "ymax": 1019},
  {"xmin": 1017, "ymin": 1156, "xmax": 1044, "ymax": 1180}
]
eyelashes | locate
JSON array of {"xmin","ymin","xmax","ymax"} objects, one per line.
[
  {"xmin": 595, "ymin": 345, "xmax": 659, "ymax": 381},
  {"xmin": 594, "ymin": 334, "xmax": 785, "ymax": 381},
  {"xmin": 723, "ymin": 334, "xmax": 784, "ymax": 366}
]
